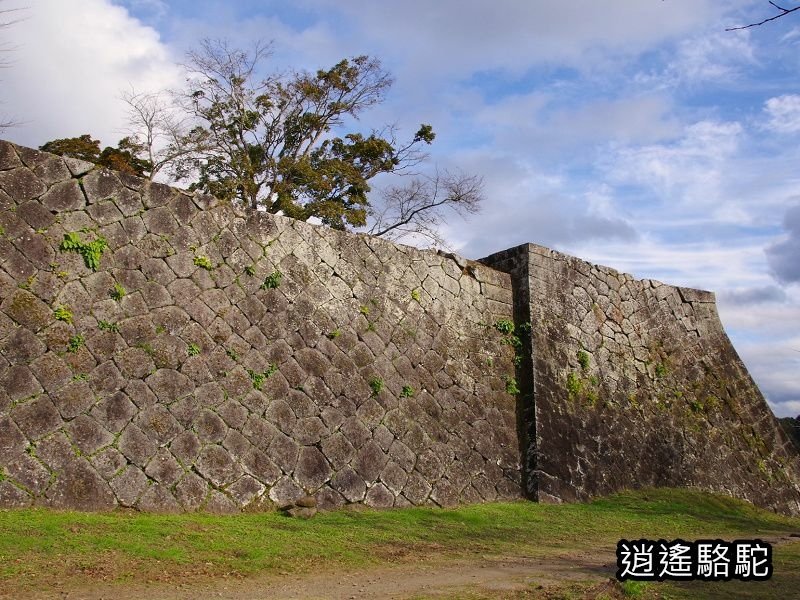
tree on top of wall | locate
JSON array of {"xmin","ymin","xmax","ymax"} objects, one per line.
[
  {"xmin": 40, "ymin": 39, "xmax": 483, "ymax": 246},
  {"xmin": 39, "ymin": 134, "xmax": 151, "ymax": 177}
]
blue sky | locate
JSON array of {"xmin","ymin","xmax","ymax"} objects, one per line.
[{"xmin": 2, "ymin": 0, "xmax": 799, "ymax": 416}]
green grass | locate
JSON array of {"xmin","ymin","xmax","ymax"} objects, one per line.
[{"xmin": 0, "ymin": 488, "xmax": 797, "ymax": 595}]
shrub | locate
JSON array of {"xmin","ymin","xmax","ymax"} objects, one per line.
[
  {"xmin": 577, "ymin": 350, "xmax": 590, "ymax": 371},
  {"xmin": 98, "ymin": 320, "xmax": 119, "ymax": 333}
]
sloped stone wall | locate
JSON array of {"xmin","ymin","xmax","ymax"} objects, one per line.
[
  {"xmin": 2, "ymin": 139, "xmax": 798, "ymax": 516},
  {"xmin": 0, "ymin": 140, "xmax": 521, "ymax": 512},
  {"xmin": 483, "ymin": 244, "xmax": 800, "ymax": 516}
]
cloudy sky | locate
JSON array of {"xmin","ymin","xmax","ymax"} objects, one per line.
[{"xmin": 1, "ymin": 0, "xmax": 799, "ymax": 417}]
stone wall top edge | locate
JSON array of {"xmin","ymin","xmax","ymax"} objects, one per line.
[
  {"xmin": 485, "ymin": 240, "xmax": 716, "ymax": 301},
  {"xmin": 1, "ymin": 139, "xmax": 511, "ymax": 287}
]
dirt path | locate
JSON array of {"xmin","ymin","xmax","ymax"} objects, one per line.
[
  {"xmin": 9, "ymin": 534, "xmax": 799, "ymax": 600},
  {"xmin": 6, "ymin": 550, "xmax": 615, "ymax": 600}
]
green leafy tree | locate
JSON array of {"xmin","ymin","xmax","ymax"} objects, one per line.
[
  {"xmin": 39, "ymin": 134, "xmax": 152, "ymax": 177},
  {"xmin": 41, "ymin": 40, "xmax": 483, "ymax": 243},
  {"xmin": 170, "ymin": 39, "xmax": 442, "ymax": 231}
]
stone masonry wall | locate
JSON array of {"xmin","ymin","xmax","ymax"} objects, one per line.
[
  {"xmin": 483, "ymin": 244, "xmax": 800, "ymax": 516},
  {"xmin": 0, "ymin": 140, "xmax": 521, "ymax": 512}
]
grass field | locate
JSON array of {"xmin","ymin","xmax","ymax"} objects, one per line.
[{"xmin": 0, "ymin": 488, "xmax": 798, "ymax": 598}]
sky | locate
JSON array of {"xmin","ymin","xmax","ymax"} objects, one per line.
[{"xmin": 1, "ymin": 0, "xmax": 799, "ymax": 417}]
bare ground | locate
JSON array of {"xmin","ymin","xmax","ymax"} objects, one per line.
[
  {"xmin": 2, "ymin": 549, "xmax": 615, "ymax": 600},
  {"xmin": 5, "ymin": 535, "xmax": 799, "ymax": 600}
]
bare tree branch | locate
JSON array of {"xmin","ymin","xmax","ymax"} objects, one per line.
[
  {"xmin": 367, "ymin": 170, "xmax": 483, "ymax": 247},
  {"xmin": 726, "ymin": 1, "xmax": 800, "ymax": 31},
  {"xmin": 120, "ymin": 87, "xmax": 196, "ymax": 180}
]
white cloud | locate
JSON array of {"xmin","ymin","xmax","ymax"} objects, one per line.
[
  {"xmin": 317, "ymin": 0, "xmax": 742, "ymax": 81},
  {"xmin": 600, "ymin": 120, "xmax": 743, "ymax": 212},
  {"xmin": 665, "ymin": 30, "xmax": 755, "ymax": 86},
  {"xmin": 2, "ymin": 0, "xmax": 181, "ymax": 147},
  {"xmin": 470, "ymin": 93, "xmax": 680, "ymax": 161},
  {"xmin": 767, "ymin": 202, "xmax": 800, "ymax": 283},
  {"xmin": 763, "ymin": 94, "xmax": 800, "ymax": 134}
]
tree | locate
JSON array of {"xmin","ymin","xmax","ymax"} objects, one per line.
[
  {"xmin": 119, "ymin": 87, "xmax": 196, "ymax": 180},
  {"xmin": 727, "ymin": 1, "xmax": 800, "ymax": 31},
  {"xmin": 40, "ymin": 134, "xmax": 151, "ymax": 177},
  {"xmin": 169, "ymin": 39, "xmax": 447, "ymax": 232},
  {"xmin": 368, "ymin": 170, "xmax": 482, "ymax": 246},
  {"xmin": 778, "ymin": 415, "xmax": 800, "ymax": 451},
  {"xmin": 41, "ymin": 40, "xmax": 484, "ymax": 244}
]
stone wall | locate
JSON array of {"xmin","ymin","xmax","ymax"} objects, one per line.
[
  {"xmin": 482, "ymin": 244, "xmax": 800, "ymax": 516},
  {"xmin": 1, "ymin": 140, "xmax": 798, "ymax": 516},
  {"xmin": 0, "ymin": 140, "xmax": 521, "ymax": 512}
]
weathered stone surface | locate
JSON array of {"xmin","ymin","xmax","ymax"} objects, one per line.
[
  {"xmin": 144, "ymin": 447, "xmax": 184, "ymax": 485},
  {"xmin": 4, "ymin": 451, "xmax": 50, "ymax": 495},
  {"xmin": 0, "ymin": 480, "xmax": 32, "ymax": 507},
  {"xmin": 294, "ymin": 446, "xmax": 332, "ymax": 491},
  {"xmin": 2, "ymin": 364, "xmax": 44, "ymax": 402},
  {"xmin": 175, "ymin": 471, "xmax": 209, "ymax": 510},
  {"xmin": 47, "ymin": 460, "xmax": 116, "ymax": 510},
  {"xmin": 364, "ymin": 483, "xmax": 394, "ymax": 508},
  {"xmin": 39, "ymin": 179, "xmax": 85, "ymax": 213},
  {"xmin": 91, "ymin": 447, "xmax": 127, "ymax": 480},
  {"xmin": 195, "ymin": 445, "xmax": 241, "ymax": 487},
  {"xmin": 204, "ymin": 490, "xmax": 238, "ymax": 514},
  {"xmin": 227, "ymin": 475, "xmax": 265, "ymax": 507},
  {"xmin": 81, "ymin": 169, "xmax": 123, "ymax": 203},
  {"xmin": 352, "ymin": 440, "xmax": 388, "ymax": 484},
  {"xmin": 195, "ymin": 409, "xmax": 227, "ymax": 443},
  {"xmin": 331, "ymin": 466, "xmax": 366, "ymax": 503},
  {"xmin": 0, "ymin": 416, "xmax": 28, "ymax": 462},
  {"xmin": 90, "ymin": 391, "xmax": 137, "ymax": 432},
  {"xmin": 2, "ymin": 289, "xmax": 51, "ymax": 331},
  {"xmin": 320, "ymin": 433, "xmax": 355, "ymax": 471},
  {"xmin": 0, "ymin": 167, "xmax": 47, "ymax": 200},
  {"xmin": 110, "ymin": 465, "xmax": 148, "ymax": 507},
  {"xmin": 12, "ymin": 396, "xmax": 62, "ymax": 439},
  {"xmin": 118, "ymin": 424, "xmax": 158, "ymax": 467},
  {"xmin": 0, "ymin": 141, "xmax": 22, "ymax": 170},
  {"xmin": 137, "ymin": 482, "xmax": 181, "ymax": 513},
  {"xmin": 137, "ymin": 405, "xmax": 181, "ymax": 445},
  {"xmin": 65, "ymin": 415, "xmax": 114, "ymax": 455},
  {"xmin": 268, "ymin": 477, "xmax": 304, "ymax": 508}
]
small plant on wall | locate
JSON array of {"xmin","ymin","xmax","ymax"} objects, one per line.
[
  {"xmin": 59, "ymin": 231, "xmax": 108, "ymax": 271},
  {"xmin": 261, "ymin": 270, "xmax": 282, "ymax": 289},
  {"xmin": 369, "ymin": 377, "xmax": 384, "ymax": 396},
  {"xmin": 110, "ymin": 283, "xmax": 126, "ymax": 301},
  {"xmin": 193, "ymin": 255, "xmax": 214, "ymax": 270},
  {"xmin": 53, "ymin": 306, "xmax": 73, "ymax": 323},
  {"xmin": 67, "ymin": 334, "xmax": 85, "ymax": 353}
]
